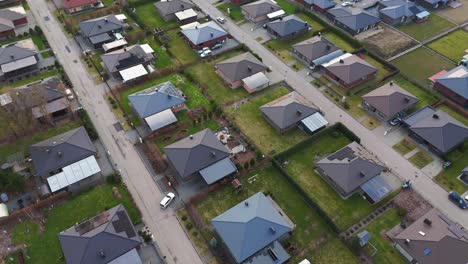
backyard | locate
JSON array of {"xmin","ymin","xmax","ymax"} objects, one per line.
[
  {"xmin": 132, "ymin": 2, "xmax": 178, "ymax": 29},
  {"xmin": 396, "ymin": 13, "xmax": 456, "ymax": 41},
  {"xmin": 392, "ymin": 47, "xmax": 455, "ymax": 88},
  {"xmin": 226, "ymin": 86, "xmax": 309, "ymax": 155},
  {"xmin": 389, "ymin": 75, "xmax": 440, "ymax": 111},
  {"xmin": 194, "ymin": 164, "xmax": 360, "ymax": 264},
  {"xmin": 435, "ymin": 141, "xmax": 468, "ymax": 193},
  {"xmin": 217, "ymin": 2, "xmax": 243, "ymax": 22},
  {"xmin": 10, "ymin": 184, "xmax": 140, "ymax": 264},
  {"xmin": 133, "ymin": 37, "xmax": 175, "ymax": 69},
  {"xmin": 280, "ymin": 129, "xmax": 394, "ymax": 230},
  {"xmin": 162, "ymin": 29, "xmax": 199, "ymax": 65},
  {"xmin": 427, "ymin": 29, "xmax": 468, "ymax": 62},
  {"xmin": 436, "ymin": 104, "xmax": 468, "ymax": 126}
]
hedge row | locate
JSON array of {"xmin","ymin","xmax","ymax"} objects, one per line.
[{"xmin": 78, "ymin": 109, "xmax": 99, "ymax": 141}]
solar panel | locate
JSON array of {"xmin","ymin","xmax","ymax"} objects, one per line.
[
  {"xmin": 75, "ymin": 211, "xmax": 110, "ymax": 235},
  {"xmin": 116, "ymin": 55, "xmax": 145, "ymax": 70},
  {"xmin": 328, "ymin": 146, "xmax": 355, "ymax": 161},
  {"xmin": 112, "ymin": 211, "xmax": 136, "ymax": 238}
]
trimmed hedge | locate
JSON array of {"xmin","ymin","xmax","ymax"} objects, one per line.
[{"xmin": 78, "ymin": 109, "xmax": 99, "ymax": 141}]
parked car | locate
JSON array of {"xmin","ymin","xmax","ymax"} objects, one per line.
[
  {"xmin": 443, "ymin": 161, "xmax": 452, "ymax": 169},
  {"xmin": 448, "ymin": 191, "xmax": 467, "ymax": 209},
  {"xmin": 200, "ymin": 49, "xmax": 212, "ymax": 58},
  {"xmin": 341, "ymin": 1, "xmax": 353, "ymax": 6},
  {"xmin": 389, "ymin": 117, "xmax": 402, "ymax": 126},
  {"xmin": 160, "ymin": 192, "xmax": 175, "ymax": 209},
  {"xmin": 211, "ymin": 43, "xmax": 223, "ymax": 50},
  {"xmin": 217, "ymin": 17, "xmax": 226, "ymax": 24},
  {"xmin": 197, "ymin": 47, "xmax": 210, "ymax": 54}
]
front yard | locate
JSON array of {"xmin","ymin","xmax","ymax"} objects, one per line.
[
  {"xmin": 280, "ymin": 129, "xmax": 393, "ymax": 230},
  {"xmin": 10, "ymin": 184, "xmax": 140, "ymax": 264},
  {"xmin": 435, "ymin": 141, "xmax": 468, "ymax": 193},
  {"xmin": 217, "ymin": 2, "xmax": 244, "ymax": 22},
  {"xmin": 397, "ymin": 13, "xmax": 456, "ymax": 42},
  {"xmin": 392, "ymin": 138, "xmax": 417, "ymax": 156},
  {"xmin": 161, "ymin": 29, "xmax": 199, "ymax": 65},
  {"xmin": 226, "ymin": 86, "xmax": 309, "ymax": 155},
  {"xmin": 408, "ymin": 151, "xmax": 434, "ymax": 169},
  {"xmin": 427, "ymin": 29, "xmax": 468, "ymax": 62},
  {"xmin": 194, "ymin": 164, "xmax": 360, "ymax": 264}
]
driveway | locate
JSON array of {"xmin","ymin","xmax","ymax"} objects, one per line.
[
  {"xmin": 26, "ymin": 1, "xmax": 203, "ymax": 263},
  {"xmin": 191, "ymin": 0, "xmax": 468, "ymax": 228}
]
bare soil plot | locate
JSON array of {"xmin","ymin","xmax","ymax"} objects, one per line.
[
  {"xmin": 436, "ymin": 0, "xmax": 468, "ymax": 24},
  {"xmin": 363, "ymin": 25, "xmax": 417, "ymax": 59}
]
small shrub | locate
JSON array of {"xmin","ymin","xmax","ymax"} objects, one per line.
[
  {"xmin": 249, "ymin": 158, "xmax": 255, "ymax": 167},
  {"xmin": 181, "ymin": 215, "xmax": 188, "ymax": 221},
  {"xmin": 244, "ymin": 162, "xmax": 250, "ymax": 170},
  {"xmin": 106, "ymin": 173, "xmax": 122, "ymax": 184},
  {"xmin": 397, "ymin": 207, "xmax": 408, "ymax": 217},
  {"xmin": 185, "ymin": 222, "xmax": 193, "ymax": 231},
  {"xmin": 192, "ymin": 231, "xmax": 198, "ymax": 237}
]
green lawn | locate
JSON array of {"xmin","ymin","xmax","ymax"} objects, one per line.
[
  {"xmin": 358, "ymin": 208, "xmax": 406, "ymax": 264},
  {"xmin": 133, "ymin": 2, "xmax": 177, "ymax": 29},
  {"xmin": 393, "ymin": 48, "xmax": 455, "ymax": 88},
  {"xmin": 427, "ymin": 30, "xmax": 468, "ymax": 62},
  {"xmin": 397, "ymin": 13, "xmax": 456, "ymax": 41},
  {"xmin": 186, "ymin": 51, "xmax": 249, "ymax": 105},
  {"xmin": 133, "ymin": 37, "xmax": 174, "ymax": 69},
  {"xmin": 408, "ymin": 151, "xmax": 434, "ymax": 168},
  {"xmin": 390, "ymin": 75, "xmax": 440, "ymax": 111},
  {"xmin": 281, "ymin": 130, "xmax": 395, "ymax": 230},
  {"xmin": 436, "ymin": 104, "xmax": 468, "ymax": 126},
  {"xmin": 101, "ymin": 0, "xmax": 114, "ymax": 6},
  {"xmin": 217, "ymin": 2, "xmax": 243, "ymax": 22},
  {"xmin": 392, "ymin": 138, "xmax": 417, "ymax": 156},
  {"xmin": 31, "ymin": 35, "xmax": 47, "ymax": 51},
  {"xmin": 322, "ymin": 32, "xmax": 357, "ymax": 53},
  {"xmin": 165, "ymin": 29, "xmax": 198, "ymax": 65},
  {"xmin": 275, "ymin": 0, "xmax": 298, "ymax": 13},
  {"xmin": 226, "ymin": 86, "xmax": 308, "ymax": 155},
  {"xmin": 194, "ymin": 164, "xmax": 359, "ymax": 264},
  {"xmin": 11, "ymin": 184, "xmax": 140, "ymax": 264},
  {"xmin": 435, "ymin": 141, "xmax": 468, "ymax": 193}
]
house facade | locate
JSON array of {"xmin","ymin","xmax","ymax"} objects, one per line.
[
  {"xmin": 0, "ymin": 6, "xmax": 28, "ymax": 38},
  {"xmin": 378, "ymin": 0, "xmax": 427, "ymax": 25},
  {"xmin": 323, "ymin": 53, "xmax": 377, "ymax": 89},
  {"xmin": 241, "ymin": 0, "xmax": 282, "ymax": 23},
  {"xmin": 63, "ymin": 0, "xmax": 100, "ymax": 14},
  {"xmin": 79, "ymin": 14, "xmax": 125, "ymax": 49},
  {"xmin": 304, "ymin": 0, "xmax": 336, "ymax": 13},
  {"xmin": 434, "ymin": 65, "xmax": 468, "ymax": 107},
  {"xmin": 0, "ymin": 38, "xmax": 39, "ymax": 80},
  {"xmin": 215, "ymin": 52, "xmax": 268, "ymax": 89},
  {"xmin": 291, "ymin": 35, "xmax": 341, "ymax": 67}
]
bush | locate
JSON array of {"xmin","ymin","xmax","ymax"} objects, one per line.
[
  {"xmin": 343, "ymin": 101, "xmax": 350, "ymax": 110},
  {"xmin": 106, "ymin": 173, "xmax": 122, "ymax": 184},
  {"xmin": 0, "ymin": 169, "xmax": 24, "ymax": 193},
  {"xmin": 249, "ymin": 158, "xmax": 256, "ymax": 167},
  {"xmin": 185, "ymin": 222, "xmax": 193, "ymax": 231},
  {"xmin": 78, "ymin": 109, "xmax": 99, "ymax": 140},
  {"xmin": 244, "ymin": 162, "xmax": 250, "ymax": 170},
  {"xmin": 192, "ymin": 231, "xmax": 198, "ymax": 237},
  {"xmin": 181, "ymin": 215, "xmax": 188, "ymax": 221},
  {"xmin": 397, "ymin": 207, "xmax": 408, "ymax": 217}
]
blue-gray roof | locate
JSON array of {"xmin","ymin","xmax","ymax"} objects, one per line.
[
  {"xmin": 199, "ymin": 157, "xmax": 237, "ymax": 184},
  {"xmin": 328, "ymin": 8, "xmax": 380, "ymax": 31},
  {"xmin": 79, "ymin": 15, "xmax": 124, "ymax": 38},
  {"xmin": 212, "ymin": 192, "xmax": 292, "ymax": 263},
  {"xmin": 379, "ymin": 0, "xmax": 426, "ymax": 19},
  {"xmin": 128, "ymin": 81, "xmax": 185, "ymax": 119},
  {"xmin": 181, "ymin": 21, "xmax": 227, "ymax": 45},
  {"xmin": 266, "ymin": 15, "xmax": 308, "ymax": 37},
  {"xmin": 305, "ymin": 0, "xmax": 336, "ymax": 9},
  {"xmin": 360, "ymin": 175, "xmax": 392, "ymax": 203},
  {"xmin": 435, "ymin": 65, "xmax": 468, "ymax": 100}
]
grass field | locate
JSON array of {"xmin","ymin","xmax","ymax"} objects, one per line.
[
  {"xmin": 133, "ymin": 2, "xmax": 177, "ymax": 29},
  {"xmin": 397, "ymin": 13, "xmax": 456, "ymax": 41},
  {"xmin": 408, "ymin": 151, "xmax": 434, "ymax": 168},
  {"xmin": 323, "ymin": 32, "xmax": 358, "ymax": 52},
  {"xmin": 11, "ymin": 184, "xmax": 140, "ymax": 264},
  {"xmin": 389, "ymin": 75, "xmax": 440, "ymax": 111},
  {"xmin": 392, "ymin": 48, "xmax": 455, "ymax": 88},
  {"xmin": 275, "ymin": 0, "xmax": 298, "ymax": 13},
  {"xmin": 427, "ymin": 30, "xmax": 468, "ymax": 62},
  {"xmin": 436, "ymin": 105, "xmax": 468, "ymax": 126},
  {"xmin": 226, "ymin": 86, "xmax": 308, "ymax": 155},
  {"xmin": 281, "ymin": 130, "xmax": 394, "ymax": 230},
  {"xmin": 164, "ymin": 29, "xmax": 198, "ymax": 65},
  {"xmin": 392, "ymin": 138, "xmax": 417, "ymax": 156},
  {"xmin": 217, "ymin": 2, "xmax": 243, "ymax": 22},
  {"xmin": 186, "ymin": 51, "xmax": 249, "ymax": 105},
  {"xmin": 194, "ymin": 164, "xmax": 360, "ymax": 264},
  {"xmin": 435, "ymin": 141, "xmax": 468, "ymax": 193},
  {"xmin": 133, "ymin": 37, "xmax": 174, "ymax": 69}
]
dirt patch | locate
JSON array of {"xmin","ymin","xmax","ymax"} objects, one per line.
[
  {"xmin": 363, "ymin": 25, "xmax": 418, "ymax": 59},
  {"xmin": 393, "ymin": 190, "xmax": 433, "ymax": 223},
  {"xmin": 436, "ymin": 0, "xmax": 468, "ymax": 24}
]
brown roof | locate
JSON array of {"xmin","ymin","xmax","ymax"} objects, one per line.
[
  {"xmin": 362, "ymin": 81, "xmax": 419, "ymax": 118},
  {"xmin": 215, "ymin": 52, "xmax": 267, "ymax": 83},
  {"xmin": 326, "ymin": 55, "xmax": 377, "ymax": 84},
  {"xmin": 292, "ymin": 36, "xmax": 340, "ymax": 62},
  {"xmin": 393, "ymin": 208, "xmax": 468, "ymax": 264}
]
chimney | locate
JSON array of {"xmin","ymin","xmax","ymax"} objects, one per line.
[
  {"xmin": 211, "ymin": 151, "xmax": 216, "ymax": 157},
  {"xmin": 10, "ymin": 54, "xmax": 14, "ymax": 59},
  {"xmin": 405, "ymin": 239, "xmax": 410, "ymax": 244},
  {"xmin": 269, "ymin": 226, "xmax": 276, "ymax": 234},
  {"xmin": 98, "ymin": 25, "xmax": 102, "ymax": 29},
  {"xmin": 189, "ymin": 135, "xmax": 193, "ymax": 139},
  {"xmin": 46, "ymin": 149, "xmax": 50, "ymax": 153},
  {"xmin": 210, "ymin": 32, "xmax": 214, "ymax": 38},
  {"xmin": 123, "ymin": 47, "xmax": 127, "ymax": 51},
  {"xmin": 404, "ymin": 97, "xmax": 410, "ymax": 103},
  {"xmin": 57, "ymin": 151, "xmax": 62, "ymax": 157},
  {"xmin": 195, "ymin": 26, "xmax": 198, "ymax": 29},
  {"xmin": 326, "ymin": 44, "xmax": 331, "ymax": 50},
  {"xmin": 423, "ymin": 218, "xmax": 432, "ymax": 226},
  {"xmin": 99, "ymin": 249, "xmax": 105, "ymax": 258},
  {"xmin": 318, "ymin": 32, "xmax": 321, "ymax": 37},
  {"xmin": 432, "ymin": 114, "xmax": 439, "ymax": 119},
  {"xmin": 244, "ymin": 201, "xmax": 249, "ymax": 207},
  {"xmin": 247, "ymin": 66, "xmax": 252, "ymax": 72},
  {"xmin": 296, "ymin": 110, "xmax": 302, "ymax": 116},
  {"xmin": 104, "ymin": 18, "xmax": 108, "ymax": 23},
  {"xmin": 389, "ymin": 81, "xmax": 393, "ymax": 86},
  {"xmin": 359, "ymin": 171, "xmax": 366, "ymax": 177},
  {"xmin": 339, "ymin": 59, "xmax": 344, "ymax": 64}
]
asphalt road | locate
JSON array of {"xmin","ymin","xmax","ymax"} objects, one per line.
[
  {"xmin": 26, "ymin": 1, "xmax": 203, "ymax": 263},
  {"xmin": 192, "ymin": 0, "xmax": 468, "ymax": 227}
]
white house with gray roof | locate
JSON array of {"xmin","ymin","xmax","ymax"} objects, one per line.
[
  {"xmin": 128, "ymin": 81, "xmax": 186, "ymax": 131},
  {"xmin": 265, "ymin": 15, "xmax": 309, "ymax": 40}
]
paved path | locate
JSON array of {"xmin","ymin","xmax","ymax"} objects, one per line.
[
  {"xmin": 27, "ymin": 1, "xmax": 203, "ymax": 263},
  {"xmin": 193, "ymin": 0, "xmax": 468, "ymax": 227}
]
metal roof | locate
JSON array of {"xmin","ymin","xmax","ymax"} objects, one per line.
[
  {"xmin": 215, "ymin": 52, "xmax": 267, "ymax": 83},
  {"xmin": 360, "ymin": 175, "xmax": 392, "ymax": 203},
  {"xmin": 242, "ymin": 71, "xmax": 270, "ymax": 90},
  {"xmin": 243, "ymin": 240, "xmax": 290, "ymax": 264},
  {"xmin": 312, "ymin": 49, "xmax": 344, "ymax": 66},
  {"xmin": 300, "ymin": 112, "xmax": 328, "ymax": 133},
  {"xmin": 181, "ymin": 21, "xmax": 227, "ymax": 45},
  {"xmin": 120, "ymin": 64, "xmax": 148, "ymax": 82},
  {"xmin": 212, "ymin": 192, "xmax": 293, "ymax": 263},
  {"xmin": 266, "ymin": 15, "xmax": 308, "ymax": 37},
  {"xmin": 102, "ymin": 39, "xmax": 128, "ymax": 52},
  {"xmin": 174, "ymin": 8, "xmax": 197, "ymax": 20},
  {"xmin": 144, "ymin": 108, "xmax": 178, "ymax": 131},
  {"xmin": 199, "ymin": 157, "xmax": 237, "ymax": 184}
]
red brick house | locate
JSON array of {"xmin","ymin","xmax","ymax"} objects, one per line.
[
  {"xmin": 181, "ymin": 21, "xmax": 228, "ymax": 50},
  {"xmin": 433, "ymin": 66, "xmax": 468, "ymax": 107},
  {"xmin": 63, "ymin": 0, "xmax": 100, "ymax": 14},
  {"xmin": 324, "ymin": 53, "xmax": 377, "ymax": 89},
  {"xmin": 0, "ymin": 6, "xmax": 27, "ymax": 38}
]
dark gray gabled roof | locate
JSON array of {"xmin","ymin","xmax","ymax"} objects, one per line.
[
  {"xmin": 305, "ymin": 0, "xmax": 336, "ymax": 9},
  {"xmin": 266, "ymin": 15, "xmax": 308, "ymax": 37},
  {"xmin": 164, "ymin": 129, "xmax": 230, "ymax": 178},
  {"xmin": 128, "ymin": 81, "xmax": 185, "ymax": 119},
  {"xmin": 59, "ymin": 204, "xmax": 141, "ymax": 264},
  {"xmin": 212, "ymin": 192, "xmax": 293, "ymax": 263},
  {"xmin": 215, "ymin": 52, "xmax": 267, "ymax": 82},
  {"xmin": 292, "ymin": 36, "xmax": 340, "ymax": 62},
  {"xmin": 181, "ymin": 21, "xmax": 227, "ymax": 45},
  {"xmin": 154, "ymin": 0, "xmax": 195, "ymax": 16},
  {"xmin": 101, "ymin": 44, "xmax": 154, "ymax": 73},
  {"xmin": 260, "ymin": 91, "xmax": 318, "ymax": 129},
  {"xmin": 435, "ymin": 65, "xmax": 468, "ymax": 100},
  {"xmin": 328, "ymin": 7, "xmax": 380, "ymax": 30},
  {"xmin": 29, "ymin": 127, "xmax": 96, "ymax": 176},
  {"xmin": 316, "ymin": 142, "xmax": 385, "ymax": 194},
  {"xmin": 407, "ymin": 109, "xmax": 468, "ymax": 153},
  {"xmin": 379, "ymin": 0, "xmax": 426, "ymax": 19},
  {"xmin": 0, "ymin": 9, "xmax": 25, "ymax": 32},
  {"xmin": 0, "ymin": 40, "xmax": 37, "ymax": 65},
  {"xmin": 11, "ymin": 76, "xmax": 66, "ymax": 108},
  {"xmin": 79, "ymin": 15, "xmax": 124, "ymax": 38},
  {"xmin": 362, "ymin": 81, "xmax": 419, "ymax": 118},
  {"xmin": 241, "ymin": 0, "xmax": 281, "ymax": 18},
  {"xmin": 325, "ymin": 54, "xmax": 377, "ymax": 84}
]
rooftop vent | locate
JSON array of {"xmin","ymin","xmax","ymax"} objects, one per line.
[
  {"xmin": 269, "ymin": 226, "xmax": 276, "ymax": 234},
  {"xmin": 189, "ymin": 135, "xmax": 193, "ymax": 139},
  {"xmin": 405, "ymin": 239, "xmax": 410, "ymax": 244},
  {"xmin": 404, "ymin": 97, "xmax": 410, "ymax": 103},
  {"xmin": 296, "ymin": 110, "xmax": 302, "ymax": 116},
  {"xmin": 99, "ymin": 249, "xmax": 105, "ymax": 258},
  {"xmin": 318, "ymin": 32, "xmax": 321, "ymax": 36},
  {"xmin": 46, "ymin": 149, "xmax": 50, "ymax": 153},
  {"xmin": 97, "ymin": 25, "xmax": 102, "ymax": 29},
  {"xmin": 267, "ymin": 248, "xmax": 279, "ymax": 262},
  {"xmin": 211, "ymin": 151, "xmax": 216, "ymax": 157},
  {"xmin": 423, "ymin": 218, "xmax": 432, "ymax": 226},
  {"xmin": 432, "ymin": 114, "xmax": 439, "ymax": 119},
  {"xmin": 360, "ymin": 171, "xmax": 366, "ymax": 177},
  {"xmin": 181, "ymin": 4, "xmax": 184, "ymax": 8},
  {"xmin": 389, "ymin": 81, "xmax": 393, "ymax": 86},
  {"xmin": 104, "ymin": 18, "xmax": 108, "ymax": 23},
  {"xmin": 244, "ymin": 201, "xmax": 249, "ymax": 207},
  {"xmin": 339, "ymin": 59, "xmax": 344, "ymax": 64},
  {"xmin": 326, "ymin": 44, "xmax": 331, "ymax": 50},
  {"xmin": 418, "ymin": 231, "xmax": 426, "ymax": 236},
  {"xmin": 10, "ymin": 54, "xmax": 14, "ymax": 59},
  {"xmin": 210, "ymin": 32, "xmax": 214, "ymax": 38},
  {"xmin": 57, "ymin": 151, "xmax": 62, "ymax": 157},
  {"xmin": 247, "ymin": 66, "xmax": 252, "ymax": 72}
]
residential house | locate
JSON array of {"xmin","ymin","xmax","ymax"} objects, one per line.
[
  {"xmin": 230, "ymin": 0, "xmax": 250, "ymax": 5},
  {"xmin": 291, "ymin": 35, "xmax": 343, "ymax": 67},
  {"xmin": 0, "ymin": 38, "xmax": 39, "ymax": 80},
  {"xmin": 361, "ymin": 81, "xmax": 419, "ymax": 121},
  {"xmin": 101, "ymin": 44, "xmax": 155, "ymax": 82},
  {"xmin": 402, "ymin": 106, "xmax": 468, "ymax": 155},
  {"xmin": 214, "ymin": 52, "xmax": 269, "ymax": 92},
  {"xmin": 128, "ymin": 81, "xmax": 186, "ymax": 131},
  {"xmin": 180, "ymin": 21, "xmax": 228, "ymax": 50},
  {"xmin": 0, "ymin": 76, "xmax": 71, "ymax": 121},
  {"xmin": 59, "ymin": 204, "xmax": 143, "ymax": 264},
  {"xmin": 164, "ymin": 129, "xmax": 237, "ymax": 184},
  {"xmin": 241, "ymin": 0, "xmax": 282, "ymax": 23},
  {"xmin": 29, "ymin": 127, "xmax": 101, "ymax": 193},
  {"xmin": 323, "ymin": 53, "xmax": 377, "ymax": 89},
  {"xmin": 79, "ymin": 14, "xmax": 125, "ymax": 49},
  {"xmin": 434, "ymin": 65, "xmax": 468, "ymax": 107},
  {"xmin": 391, "ymin": 208, "xmax": 468, "ymax": 264},
  {"xmin": 415, "ymin": 0, "xmax": 451, "ymax": 9},
  {"xmin": 265, "ymin": 15, "xmax": 309, "ymax": 40},
  {"xmin": 0, "ymin": 5, "xmax": 27, "ymax": 38},
  {"xmin": 212, "ymin": 192, "xmax": 294, "ymax": 264},
  {"xmin": 260, "ymin": 91, "xmax": 328, "ymax": 134},
  {"xmin": 154, "ymin": 0, "xmax": 196, "ymax": 22},
  {"xmin": 315, "ymin": 141, "xmax": 392, "ymax": 203},
  {"xmin": 63, "ymin": 0, "xmax": 101, "ymax": 14},
  {"xmin": 378, "ymin": 0, "xmax": 428, "ymax": 25},
  {"xmin": 327, "ymin": 7, "xmax": 380, "ymax": 35},
  {"xmin": 304, "ymin": 0, "xmax": 336, "ymax": 13}
]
